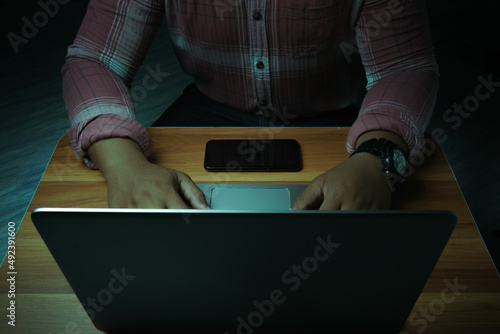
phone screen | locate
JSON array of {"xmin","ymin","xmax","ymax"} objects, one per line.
[{"xmin": 204, "ymin": 139, "xmax": 302, "ymax": 172}]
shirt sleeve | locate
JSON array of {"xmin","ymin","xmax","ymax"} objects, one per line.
[
  {"xmin": 62, "ymin": 0, "xmax": 165, "ymax": 168},
  {"xmin": 346, "ymin": 0, "xmax": 439, "ymax": 163}
]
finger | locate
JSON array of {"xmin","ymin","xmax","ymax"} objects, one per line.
[
  {"xmin": 318, "ymin": 191, "xmax": 342, "ymax": 211},
  {"xmin": 176, "ymin": 173, "xmax": 210, "ymax": 209},
  {"xmin": 291, "ymin": 184, "xmax": 324, "ymax": 210},
  {"xmin": 164, "ymin": 189, "xmax": 191, "ymax": 209},
  {"xmin": 335, "ymin": 196, "xmax": 374, "ymax": 211},
  {"xmin": 336, "ymin": 199, "xmax": 360, "ymax": 211},
  {"xmin": 127, "ymin": 188, "xmax": 188, "ymax": 209},
  {"xmin": 343, "ymin": 197, "xmax": 390, "ymax": 210}
]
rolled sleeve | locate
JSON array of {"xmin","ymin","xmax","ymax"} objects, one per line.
[
  {"xmin": 62, "ymin": 0, "xmax": 164, "ymax": 168},
  {"xmin": 66, "ymin": 114, "xmax": 152, "ymax": 169},
  {"xmin": 347, "ymin": 0, "xmax": 439, "ymax": 162}
]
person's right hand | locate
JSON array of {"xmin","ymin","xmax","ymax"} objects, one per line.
[
  {"xmin": 88, "ymin": 138, "xmax": 209, "ymax": 209},
  {"xmin": 106, "ymin": 161, "xmax": 209, "ymax": 208}
]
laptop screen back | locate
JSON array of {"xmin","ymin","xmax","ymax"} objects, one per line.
[{"xmin": 32, "ymin": 208, "xmax": 457, "ymax": 333}]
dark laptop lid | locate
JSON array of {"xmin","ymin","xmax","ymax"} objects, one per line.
[{"xmin": 31, "ymin": 209, "xmax": 457, "ymax": 334}]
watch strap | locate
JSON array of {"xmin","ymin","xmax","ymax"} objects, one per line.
[{"xmin": 350, "ymin": 138, "xmax": 408, "ymax": 192}]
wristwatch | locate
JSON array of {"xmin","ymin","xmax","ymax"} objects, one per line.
[{"xmin": 350, "ymin": 138, "xmax": 409, "ymax": 192}]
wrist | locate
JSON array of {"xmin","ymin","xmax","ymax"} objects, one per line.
[
  {"xmin": 350, "ymin": 137, "xmax": 409, "ymax": 192},
  {"xmin": 88, "ymin": 138, "xmax": 150, "ymax": 178},
  {"xmin": 356, "ymin": 130, "xmax": 408, "ymax": 154}
]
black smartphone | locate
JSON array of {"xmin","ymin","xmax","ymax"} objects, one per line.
[{"xmin": 204, "ymin": 139, "xmax": 302, "ymax": 172}]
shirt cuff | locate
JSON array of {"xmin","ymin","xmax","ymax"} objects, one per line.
[
  {"xmin": 66, "ymin": 114, "xmax": 152, "ymax": 169},
  {"xmin": 346, "ymin": 113, "xmax": 422, "ymax": 163}
]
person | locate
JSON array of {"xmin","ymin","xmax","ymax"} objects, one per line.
[{"xmin": 62, "ymin": 0, "xmax": 439, "ymax": 210}]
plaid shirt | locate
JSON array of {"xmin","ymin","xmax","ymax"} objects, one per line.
[{"xmin": 63, "ymin": 0, "xmax": 439, "ymax": 168}]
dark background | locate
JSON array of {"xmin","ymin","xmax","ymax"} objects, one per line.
[{"xmin": 0, "ymin": 0, "xmax": 499, "ymax": 272}]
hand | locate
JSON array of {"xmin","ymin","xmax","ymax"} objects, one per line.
[
  {"xmin": 291, "ymin": 153, "xmax": 392, "ymax": 210},
  {"xmin": 106, "ymin": 161, "xmax": 209, "ymax": 209},
  {"xmin": 88, "ymin": 138, "xmax": 208, "ymax": 209}
]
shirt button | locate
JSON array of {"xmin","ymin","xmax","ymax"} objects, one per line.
[
  {"xmin": 252, "ymin": 11, "xmax": 262, "ymax": 20},
  {"xmin": 256, "ymin": 61, "xmax": 265, "ymax": 70}
]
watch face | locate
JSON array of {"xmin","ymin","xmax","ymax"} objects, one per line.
[{"xmin": 393, "ymin": 149, "xmax": 409, "ymax": 176}]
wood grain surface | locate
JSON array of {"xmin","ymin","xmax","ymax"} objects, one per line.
[{"xmin": 0, "ymin": 127, "xmax": 498, "ymax": 334}]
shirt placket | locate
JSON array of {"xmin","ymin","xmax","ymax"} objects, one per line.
[{"xmin": 246, "ymin": 0, "xmax": 274, "ymax": 117}]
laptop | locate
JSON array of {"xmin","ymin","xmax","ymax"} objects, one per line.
[{"xmin": 31, "ymin": 183, "xmax": 457, "ymax": 334}]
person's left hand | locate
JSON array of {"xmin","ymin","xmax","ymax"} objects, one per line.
[{"xmin": 291, "ymin": 152, "xmax": 392, "ymax": 210}]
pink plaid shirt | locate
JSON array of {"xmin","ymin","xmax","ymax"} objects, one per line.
[{"xmin": 62, "ymin": 0, "xmax": 439, "ymax": 168}]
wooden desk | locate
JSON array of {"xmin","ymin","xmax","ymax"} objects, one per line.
[{"xmin": 1, "ymin": 128, "xmax": 499, "ymax": 333}]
